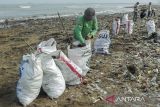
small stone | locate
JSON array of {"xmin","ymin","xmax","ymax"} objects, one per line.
[
  {"xmin": 127, "ymin": 65, "xmax": 137, "ymax": 75},
  {"xmin": 148, "ymin": 70, "xmax": 152, "ymax": 74},
  {"xmin": 95, "ymin": 79, "xmax": 101, "ymax": 83},
  {"xmin": 100, "ymin": 72, "xmax": 104, "ymax": 75},
  {"xmin": 153, "ymin": 69, "xmax": 158, "ymax": 74},
  {"xmin": 87, "ymin": 90, "xmax": 92, "ymax": 94},
  {"xmin": 82, "ymin": 79, "xmax": 88, "ymax": 85},
  {"xmin": 66, "ymin": 97, "xmax": 71, "ymax": 101},
  {"xmin": 130, "ymin": 74, "xmax": 136, "ymax": 81}
]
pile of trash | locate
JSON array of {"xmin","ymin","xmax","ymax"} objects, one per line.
[
  {"xmin": 85, "ymin": 14, "xmax": 160, "ymax": 105},
  {"xmin": 16, "ymin": 38, "xmax": 92, "ymax": 106},
  {"xmin": 16, "ymin": 13, "xmax": 160, "ymax": 106}
]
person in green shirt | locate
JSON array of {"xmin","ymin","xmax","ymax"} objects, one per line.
[{"xmin": 73, "ymin": 8, "xmax": 98, "ymax": 47}]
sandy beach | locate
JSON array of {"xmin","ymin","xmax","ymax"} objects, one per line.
[{"xmin": 0, "ymin": 5, "xmax": 160, "ymax": 107}]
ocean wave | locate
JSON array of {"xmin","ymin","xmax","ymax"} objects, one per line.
[
  {"xmin": 65, "ymin": 5, "xmax": 81, "ymax": 9},
  {"xmin": 96, "ymin": 8, "xmax": 133, "ymax": 15},
  {"xmin": 19, "ymin": 5, "xmax": 31, "ymax": 9}
]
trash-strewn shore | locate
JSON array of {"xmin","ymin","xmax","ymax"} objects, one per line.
[{"xmin": 0, "ymin": 6, "xmax": 160, "ymax": 107}]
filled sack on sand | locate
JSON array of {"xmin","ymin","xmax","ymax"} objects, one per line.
[
  {"xmin": 112, "ymin": 18, "xmax": 120, "ymax": 36},
  {"xmin": 37, "ymin": 38, "xmax": 57, "ymax": 54},
  {"xmin": 17, "ymin": 54, "xmax": 43, "ymax": 106},
  {"xmin": 37, "ymin": 38, "xmax": 65, "ymax": 98},
  {"xmin": 94, "ymin": 30, "xmax": 111, "ymax": 54},
  {"xmin": 40, "ymin": 54, "xmax": 65, "ymax": 99},
  {"xmin": 146, "ymin": 20, "xmax": 156, "ymax": 35},
  {"xmin": 52, "ymin": 50, "xmax": 83, "ymax": 85},
  {"xmin": 125, "ymin": 20, "xmax": 134, "ymax": 34},
  {"xmin": 68, "ymin": 40, "xmax": 92, "ymax": 76},
  {"xmin": 121, "ymin": 14, "xmax": 128, "ymax": 25}
]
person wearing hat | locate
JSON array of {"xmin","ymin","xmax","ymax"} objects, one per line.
[{"xmin": 73, "ymin": 8, "xmax": 98, "ymax": 47}]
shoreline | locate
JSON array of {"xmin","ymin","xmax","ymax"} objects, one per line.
[
  {"xmin": 0, "ymin": 11, "xmax": 133, "ymax": 30},
  {"xmin": 0, "ymin": 10, "xmax": 132, "ymax": 22},
  {"xmin": 0, "ymin": 5, "xmax": 133, "ymax": 23},
  {"xmin": 1, "ymin": 4, "xmax": 160, "ymax": 28}
]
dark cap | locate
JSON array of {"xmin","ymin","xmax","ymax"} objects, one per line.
[{"xmin": 84, "ymin": 8, "xmax": 95, "ymax": 21}]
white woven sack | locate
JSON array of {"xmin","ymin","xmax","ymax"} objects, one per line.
[{"xmin": 17, "ymin": 54, "xmax": 43, "ymax": 106}]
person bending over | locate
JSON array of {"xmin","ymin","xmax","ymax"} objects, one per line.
[{"xmin": 73, "ymin": 8, "xmax": 98, "ymax": 47}]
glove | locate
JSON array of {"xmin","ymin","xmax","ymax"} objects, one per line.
[
  {"xmin": 78, "ymin": 43, "xmax": 86, "ymax": 47},
  {"xmin": 86, "ymin": 35, "xmax": 93, "ymax": 40}
]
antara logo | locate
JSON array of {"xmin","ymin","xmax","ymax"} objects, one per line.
[
  {"xmin": 105, "ymin": 95, "xmax": 116, "ymax": 104},
  {"xmin": 105, "ymin": 95, "xmax": 145, "ymax": 104}
]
